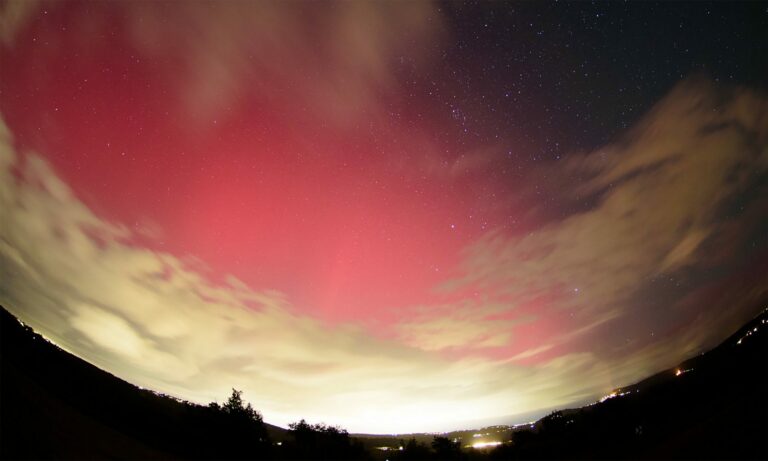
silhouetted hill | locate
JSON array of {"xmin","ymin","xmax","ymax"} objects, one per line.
[
  {"xmin": 1, "ymin": 304, "xmax": 767, "ymax": 460},
  {"xmin": 0, "ymin": 305, "xmax": 286, "ymax": 459},
  {"xmin": 351, "ymin": 307, "xmax": 768, "ymax": 459},
  {"xmin": 484, "ymin": 306, "xmax": 768, "ymax": 460}
]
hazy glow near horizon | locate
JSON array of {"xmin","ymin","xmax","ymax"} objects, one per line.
[{"xmin": 0, "ymin": 1, "xmax": 766, "ymax": 433}]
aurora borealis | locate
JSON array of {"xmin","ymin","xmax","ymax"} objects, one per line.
[{"xmin": 0, "ymin": 1, "xmax": 766, "ymax": 433}]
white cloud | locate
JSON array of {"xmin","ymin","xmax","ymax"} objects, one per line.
[
  {"xmin": 0, "ymin": 115, "xmax": 612, "ymax": 432},
  {"xmin": 70, "ymin": 303, "xmax": 148, "ymax": 360},
  {"xmin": 0, "ymin": 0, "xmax": 39, "ymax": 46},
  {"xmin": 444, "ymin": 80, "xmax": 768, "ymax": 347},
  {"xmin": 0, "ymin": 78, "xmax": 766, "ymax": 434},
  {"xmin": 396, "ymin": 302, "xmax": 521, "ymax": 351}
]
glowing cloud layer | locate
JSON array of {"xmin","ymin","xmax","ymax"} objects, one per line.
[
  {"xmin": 1, "ymin": 1, "xmax": 766, "ymax": 433},
  {"xmin": 1, "ymin": 79, "xmax": 765, "ymax": 432}
]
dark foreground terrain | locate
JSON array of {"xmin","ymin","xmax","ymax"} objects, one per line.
[{"xmin": 1, "ymin": 304, "xmax": 766, "ymax": 460}]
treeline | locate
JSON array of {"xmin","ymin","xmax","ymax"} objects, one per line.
[
  {"xmin": 2, "ymin": 305, "xmax": 767, "ymax": 460},
  {"xmin": 205, "ymin": 389, "xmax": 367, "ymax": 460},
  {"xmin": 201, "ymin": 392, "xmax": 468, "ymax": 461},
  {"xmin": 0, "ymin": 305, "xmax": 370, "ymax": 460}
]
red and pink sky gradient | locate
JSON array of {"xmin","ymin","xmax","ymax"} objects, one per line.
[{"xmin": 1, "ymin": 1, "xmax": 766, "ymax": 432}]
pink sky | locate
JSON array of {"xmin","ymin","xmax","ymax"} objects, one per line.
[{"xmin": 1, "ymin": 1, "xmax": 765, "ymax": 432}]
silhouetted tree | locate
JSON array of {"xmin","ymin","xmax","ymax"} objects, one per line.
[
  {"xmin": 397, "ymin": 437, "xmax": 431, "ymax": 460},
  {"xmin": 431, "ymin": 436, "xmax": 464, "ymax": 460},
  {"xmin": 210, "ymin": 389, "xmax": 271, "ymax": 459},
  {"xmin": 540, "ymin": 410, "xmax": 566, "ymax": 436},
  {"xmin": 223, "ymin": 389, "xmax": 265, "ymax": 426},
  {"xmin": 511, "ymin": 428, "xmax": 537, "ymax": 446},
  {"xmin": 284, "ymin": 419, "xmax": 368, "ymax": 460}
]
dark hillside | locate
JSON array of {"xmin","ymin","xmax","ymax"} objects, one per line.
[
  {"xmin": 487, "ymin": 307, "xmax": 768, "ymax": 460},
  {"xmin": 0, "ymin": 305, "xmax": 281, "ymax": 459},
  {"xmin": 1, "ymin": 304, "xmax": 766, "ymax": 460}
]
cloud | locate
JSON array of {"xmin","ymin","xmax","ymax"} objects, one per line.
[
  {"xmin": 443, "ymin": 79, "xmax": 768, "ymax": 355},
  {"xmin": 398, "ymin": 313, "xmax": 512, "ymax": 351},
  {"xmin": 2, "ymin": 1, "xmax": 444, "ymax": 128},
  {"xmin": 136, "ymin": 2, "xmax": 417, "ymax": 124},
  {"xmin": 0, "ymin": 113, "xmax": 615, "ymax": 432},
  {"xmin": 70, "ymin": 303, "xmax": 148, "ymax": 360},
  {"xmin": 0, "ymin": 77, "xmax": 766, "ymax": 434},
  {"xmin": 395, "ymin": 301, "xmax": 527, "ymax": 351},
  {"xmin": 0, "ymin": 0, "xmax": 39, "ymax": 46},
  {"xmin": 509, "ymin": 344, "xmax": 555, "ymax": 361}
]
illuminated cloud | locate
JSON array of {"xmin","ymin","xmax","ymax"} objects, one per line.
[
  {"xmin": 1, "ymin": 1, "xmax": 443, "ymax": 127},
  {"xmin": 0, "ymin": 115, "xmax": 601, "ymax": 432},
  {"xmin": 1, "ymin": 78, "xmax": 764, "ymax": 433},
  {"xmin": 443, "ymin": 79, "xmax": 768, "ymax": 359},
  {"xmin": 396, "ymin": 302, "xmax": 522, "ymax": 351},
  {"xmin": 0, "ymin": 0, "xmax": 39, "ymax": 46},
  {"xmin": 0, "ymin": 1, "xmax": 766, "ymax": 435}
]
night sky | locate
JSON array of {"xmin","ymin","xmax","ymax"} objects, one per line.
[{"xmin": 0, "ymin": 1, "xmax": 766, "ymax": 433}]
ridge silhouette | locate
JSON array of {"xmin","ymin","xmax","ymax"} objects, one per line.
[{"xmin": 1, "ymin": 304, "xmax": 766, "ymax": 459}]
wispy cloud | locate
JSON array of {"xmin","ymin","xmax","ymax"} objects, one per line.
[
  {"xmin": 1, "ymin": 1, "xmax": 444, "ymax": 128},
  {"xmin": 440, "ymin": 79, "xmax": 768, "ymax": 357},
  {"xmin": 0, "ymin": 77, "xmax": 765, "ymax": 433},
  {"xmin": 0, "ymin": 115, "xmax": 604, "ymax": 432}
]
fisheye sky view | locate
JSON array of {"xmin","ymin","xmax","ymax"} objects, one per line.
[{"xmin": 0, "ymin": 1, "xmax": 766, "ymax": 434}]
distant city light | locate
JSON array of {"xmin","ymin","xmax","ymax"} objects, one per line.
[
  {"xmin": 599, "ymin": 389, "xmax": 632, "ymax": 403},
  {"xmin": 470, "ymin": 441, "xmax": 503, "ymax": 449},
  {"xmin": 675, "ymin": 367, "xmax": 693, "ymax": 377}
]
